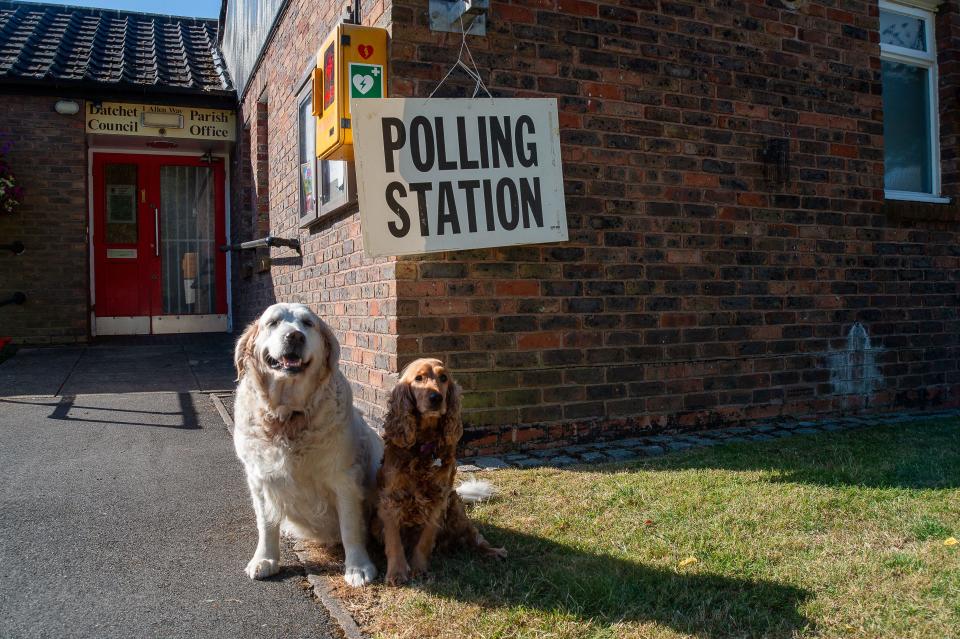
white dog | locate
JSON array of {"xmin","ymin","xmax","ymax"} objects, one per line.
[{"xmin": 232, "ymin": 302, "xmax": 382, "ymax": 587}]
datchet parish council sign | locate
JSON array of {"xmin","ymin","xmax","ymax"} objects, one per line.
[
  {"xmin": 86, "ymin": 102, "xmax": 236, "ymax": 141},
  {"xmin": 351, "ymin": 98, "xmax": 568, "ymax": 257}
]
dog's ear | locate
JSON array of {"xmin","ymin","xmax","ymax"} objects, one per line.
[
  {"xmin": 440, "ymin": 382, "xmax": 463, "ymax": 446},
  {"xmin": 234, "ymin": 320, "xmax": 260, "ymax": 381},
  {"xmin": 384, "ymin": 381, "xmax": 417, "ymax": 448},
  {"xmin": 317, "ymin": 320, "xmax": 341, "ymax": 378}
]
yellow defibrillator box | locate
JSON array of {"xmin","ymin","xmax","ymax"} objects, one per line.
[{"xmin": 314, "ymin": 23, "xmax": 388, "ymax": 161}]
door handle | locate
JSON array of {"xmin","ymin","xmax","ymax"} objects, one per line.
[{"xmin": 154, "ymin": 207, "xmax": 159, "ymax": 257}]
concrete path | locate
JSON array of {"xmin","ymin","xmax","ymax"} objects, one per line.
[
  {"xmin": 0, "ymin": 340, "xmax": 338, "ymax": 638},
  {"xmin": 0, "ymin": 335, "xmax": 237, "ymax": 397}
]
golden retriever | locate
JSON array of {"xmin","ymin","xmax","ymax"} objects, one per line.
[
  {"xmin": 232, "ymin": 302, "xmax": 381, "ymax": 586},
  {"xmin": 375, "ymin": 358, "xmax": 506, "ymax": 586}
]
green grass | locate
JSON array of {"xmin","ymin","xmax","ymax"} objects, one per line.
[{"xmin": 340, "ymin": 418, "xmax": 960, "ymax": 639}]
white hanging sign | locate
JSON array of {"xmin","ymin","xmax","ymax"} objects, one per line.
[{"xmin": 351, "ymin": 98, "xmax": 568, "ymax": 257}]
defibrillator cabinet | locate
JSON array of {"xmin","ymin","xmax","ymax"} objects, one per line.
[{"xmin": 313, "ymin": 23, "xmax": 388, "ymax": 162}]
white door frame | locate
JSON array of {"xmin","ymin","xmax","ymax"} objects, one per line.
[{"xmin": 87, "ymin": 146, "xmax": 233, "ymax": 336}]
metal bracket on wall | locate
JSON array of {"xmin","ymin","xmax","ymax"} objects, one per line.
[
  {"xmin": 0, "ymin": 292, "xmax": 26, "ymax": 307},
  {"xmin": 429, "ymin": 0, "xmax": 488, "ymax": 35},
  {"xmin": 0, "ymin": 241, "xmax": 25, "ymax": 255},
  {"xmin": 219, "ymin": 236, "xmax": 302, "ymax": 255}
]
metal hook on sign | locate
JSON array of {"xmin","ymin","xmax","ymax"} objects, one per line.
[
  {"xmin": 428, "ymin": 11, "xmax": 492, "ymax": 99},
  {"xmin": 429, "ymin": 1, "xmax": 488, "ymax": 35}
]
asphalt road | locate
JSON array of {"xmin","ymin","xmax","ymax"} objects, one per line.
[{"xmin": 0, "ymin": 390, "xmax": 338, "ymax": 639}]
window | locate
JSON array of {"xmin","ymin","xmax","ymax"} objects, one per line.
[
  {"xmin": 297, "ymin": 75, "xmax": 319, "ymax": 227},
  {"xmin": 296, "ymin": 62, "xmax": 357, "ymax": 228},
  {"xmin": 879, "ymin": 1, "xmax": 946, "ymax": 202},
  {"xmin": 104, "ymin": 164, "xmax": 138, "ymax": 244},
  {"xmin": 321, "ymin": 154, "xmax": 355, "ymax": 213}
]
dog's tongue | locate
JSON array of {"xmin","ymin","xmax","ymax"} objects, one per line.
[{"xmin": 281, "ymin": 356, "xmax": 302, "ymax": 369}]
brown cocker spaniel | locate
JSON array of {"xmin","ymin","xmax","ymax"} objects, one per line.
[{"xmin": 375, "ymin": 358, "xmax": 506, "ymax": 586}]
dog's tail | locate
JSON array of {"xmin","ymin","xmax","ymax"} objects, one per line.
[{"xmin": 456, "ymin": 478, "xmax": 496, "ymax": 504}]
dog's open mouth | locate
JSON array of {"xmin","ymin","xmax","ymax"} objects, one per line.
[{"xmin": 265, "ymin": 353, "xmax": 308, "ymax": 374}]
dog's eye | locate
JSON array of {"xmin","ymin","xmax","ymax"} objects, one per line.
[
  {"xmin": 267, "ymin": 319, "xmax": 279, "ymax": 328},
  {"xmin": 302, "ymin": 319, "xmax": 314, "ymax": 328},
  {"xmin": 439, "ymin": 374, "xmax": 448, "ymax": 382},
  {"xmin": 415, "ymin": 375, "xmax": 423, "ymax": 382}
]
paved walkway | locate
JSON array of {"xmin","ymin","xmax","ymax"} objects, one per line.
[
  {"xmin": 0, "ymin": 338, "xmax": 338, "ymax": 639},
  {"xmin": 460, "ymin": 408, "xmax": 960, "ymax": 471},
  {"xmin": 0, "ymin": 334, "xmax": 237, "ymax": 396}
]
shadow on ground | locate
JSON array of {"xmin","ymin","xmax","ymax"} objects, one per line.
[
  {"xmin": 0, "ymin": 333, "xmax": 236, "ymax": 397},
  {"xmin": 557, "ymin": 418, "xmax": 960, "ymax": 491},
  {"xmin": 0, "ymin": 392, "xmax": 201, "ymax": 429},
  {"xmin": 301, "ymin": 533, "xmax": 811, "ymax": 638},
  {"xmin": 400, "ymin": 525, "xmax": 812, "ymax": 638}
]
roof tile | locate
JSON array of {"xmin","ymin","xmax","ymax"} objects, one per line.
[{"xmin": 0, "ymin": 1, "xmax": 233, "ymax": 95}]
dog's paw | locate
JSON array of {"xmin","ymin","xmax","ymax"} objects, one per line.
[
  {"xmin": 245, "ymin": 557, "xmax": 280, "ymax": 580},
  {"xmin": 487, "ymin": 546, "xmax": 508, "ymax": 560},
  {"xmin": 409, "ymin": 553, "xmax": 430, "ymax": 577},
  {"xmin": 344, "ymin": 559, "xmax": 377, "ymax": 587},
  {"xmin": 385, "ymin": 563, "xmax": 410, "ymax": 587}
]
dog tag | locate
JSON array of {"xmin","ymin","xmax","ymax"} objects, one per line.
[{"xmin": 432, "ymin": 458, "xmax": 442, "ymax": 467}]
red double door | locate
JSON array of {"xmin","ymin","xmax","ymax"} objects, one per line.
[{"xmin": 92, "ymin": 153, "xmax": 227, "ymax": 335}]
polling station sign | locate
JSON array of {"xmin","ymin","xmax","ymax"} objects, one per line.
[{"xmin": 352, "ymin": 98, "xmax": 568, "ymax": 257}]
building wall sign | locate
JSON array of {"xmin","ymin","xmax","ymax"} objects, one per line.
[
  {"xmin": 352, "ymin": 98, "xmax": 569, "ymax": 257},
  {"xmin": 86, "ymin": 102, "xmax": 236, "ymax": 141}
]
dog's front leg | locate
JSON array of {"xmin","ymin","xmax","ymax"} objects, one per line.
[
  {"xmin": 335, "ymin": 483, "xmax": 377, "ymax": 587},
  {"xmin": 409, "ymin": 503, "xmax": 445, "ymax": 577},
  {"xmin": 380, "ymin": 503, "xmax": 411, "ymax": 586},
  {"xmin": 245, "ymin": 478, "xmax": 281, "ymax": 580}
]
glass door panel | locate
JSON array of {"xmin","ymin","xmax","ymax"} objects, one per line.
[
  {"xmin": 159, "ymin": 165, "xmax": 218, "ymax": 315},
  {"xmin": 104, "ymin": 164, "xmax": 138, "ymax": 245}
]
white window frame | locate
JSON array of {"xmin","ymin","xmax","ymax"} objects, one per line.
[
  {"xmin": 319, "ymin": 152, "xmax": 357, "ymax": 219},
  {"xmin": 879, "ymin": 0, "xmax": 948, "ymax": 203},
  {"xmin": 296, "ymin": 67, "xmax": 320, "ymax": 227},
  {"xmin": 295, "ymin": 61, "xmax": 358, "ymax": 229}
]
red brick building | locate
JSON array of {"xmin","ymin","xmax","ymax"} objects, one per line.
[
  {"xmin": 0, "ymin": 3, "xmax": 235, "ymax": 343},
  {"xmin": 221, "ymin": 0, "xmax": 960, "ymax": 453},
  {"xmin": 4, "ymin": 1, "xmax": 958, "ymax": 454}
]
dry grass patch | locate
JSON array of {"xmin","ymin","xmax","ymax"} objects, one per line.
[{"xmin": 331, "ymin": 419, "xmax": 960, "ymax": 638}]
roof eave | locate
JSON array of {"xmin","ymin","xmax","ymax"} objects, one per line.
[{"xmin": 0, "ymin": 77, "xmax": 237, "ymax": 107}]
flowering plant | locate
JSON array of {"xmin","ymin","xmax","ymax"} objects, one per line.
[{"xmin": 0, "ymin": 138, "xmax": 24, "ymax": 214}]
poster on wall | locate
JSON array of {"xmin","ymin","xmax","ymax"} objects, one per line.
[
  {"xmin": 301, "ymin": 163, "xmax": 315, "ymax": 212},
  {"xmin": 351, "ymin": 98, "xmax": 568, "ymax": 257}
]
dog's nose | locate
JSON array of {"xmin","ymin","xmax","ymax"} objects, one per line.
[
  {"xmin": 283, "ymin": 331, "xmax": 305, "ymax": 347},
  {"xmin": 428, "ymin": 391, "xmax": 443, "ymax": 407}
]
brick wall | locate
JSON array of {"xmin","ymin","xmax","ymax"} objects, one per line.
[
  {"xmin": 232, "ymin": 0, "xmax": 960, "ymax": 452},
  {"xmin": 386, "ymin": 0, "xmax": 960, "ymax": 453},
  {"xmin": 0, "ymin": 95, "xmax": 88, "ymax": 344},
  {"xmin": 231, "ymin": 94, "xmax": 277, "ymax": 328},
  {"xmin": 229, "ymin": 0, "xmax": 399, "ymax": 419}
]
